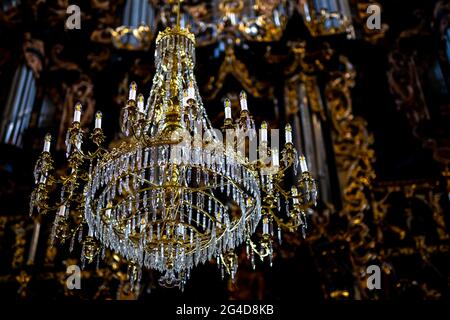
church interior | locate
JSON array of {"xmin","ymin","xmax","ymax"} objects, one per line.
[{"xmin": 0, "ymin": 0, "xmax": 449, "ymax": 301}]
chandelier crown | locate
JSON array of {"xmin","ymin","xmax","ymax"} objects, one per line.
[{"xmin": 155, "ymin": 26, "xmax": 196, "ymax": 46}]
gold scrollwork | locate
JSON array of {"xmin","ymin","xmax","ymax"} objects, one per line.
[{"xmin": 203, "ymin": 45, "xmax": 273, "ymax": 100}]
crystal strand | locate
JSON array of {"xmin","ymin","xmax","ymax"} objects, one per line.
[
  {"xmin": 188, "ymin": 205, "xmax": 192, "ymax": 224},
  {"xmin": 196, "ymin": 210, "xmax": 200, "ymax": 227},
  {"xmin": 81, "ymin": 244, "xmax": 86, "ymax": 269},
  {"xmin": 180, "ymin": 204, "xmax": 184, "ymax": 222},
  {"xmin": 301, "ymin": 225, "xmax": 306, "ymax": 239},
  {"xmin": 157, "ymin": 223, "xmax": 160, "ymax": 240},
  {"xmin": 150, "ymin": 167, "xmax": 154, "ymax": 183},
  {"xmin": 294, "ymin": 154, "xmax": 299, "ymax": 176},
  {"xmin": 96, "ymin": 250, "xmax": 101, "ymax": 269},
  {"xmin": 196, "ymin": 168, "xmax": 201, "ymax": 185},
  {"xmin": 78, "ymin": 225, "xmax": 83, "ymax": 243},
  {"xmin": 187, "ymin": 167, "xmax": 191, "ymax": 184},
  {"xmin": 50, "ymin": 216, "xmax": 58, "ymax": 247},
  {"xmin": 69, "ymin": 235, "xmax": 75, "ymax": 252},
  {"xmin": 277, "ymin": 227, "xmax": 282, "ymax": 244},
  {"xmin": 302, "ymin": 211, "xmax": 308, "ymax": 229}
]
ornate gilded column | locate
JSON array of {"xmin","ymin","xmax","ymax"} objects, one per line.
[{"xmin": 0, "ymin": 34, "xmax": 43, "ymax": 147}]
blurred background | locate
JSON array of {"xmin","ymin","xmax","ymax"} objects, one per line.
[{"xmin": 0, "ymin": 0, "xmax": 449, "ymax": 300}]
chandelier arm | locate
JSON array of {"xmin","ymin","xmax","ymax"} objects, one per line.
[
  {"xmin": 273, "ymin": 183, "xmax": 291, "ymax": 200},
  {"xmin": 219, "ymin": 254, "xmax": 231, "ymax": 274},
  {"xmin": 248, "ymin": 237, "xmax": 272, "ymax": 259},
  {"xmin": 84, "ymin": 148, "xmax": 109, "ymax": 161},
  {"xmin": 266, "ymin": 208, "xmax": 301, "ymax": 231}
]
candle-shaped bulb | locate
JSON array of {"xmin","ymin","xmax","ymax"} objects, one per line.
[
  {"xmin": 239, "ymin": 91, "xmax": 248, "ymax": 111},
  {"xmin": 187, "ymin": 81, "xmax": 195, "ymax": 99},
  {"xmin": 272, "ymin": 148, "xmax": 279, "ymax": 167},
  {"xmin": 267, "ymin": 178, "xmax": 273, "ymax": 192},
  {"xmin": 137, "ymin": 94, "xmax": 144, "ymax": 112},
  {"xmin": 95, "ymin": 111, "xmax": 102, "ymax": 129},
  {"xmin": 73, "ymin": 102, "xmax": 82, "ymax": 123},
  {"xmin": 261, "ymin": 121, "xmax": 268, "ymax": 143},
  {"xmin": 300, "ymin": 155, "xmax": 308, "ymax": 172},
  {"xmin": 129, "ymin": 81, "xmax": 137, "ymax": 101},
  {"xmin": 285, "ymin": 124, "xmax": 293, "ymax": 144},
  {"xmin": 224, "ymin": 98, "xmax": 232, "ymax": 119},
  {"xmin": 105, "ymin": 202, "xmax": 112, "ymax": 218},
  {"xmin": 43, "ymin": 133, "xmax": 51, "ymax": 153},
  {"xmin": 262, "ymin": 216, "xmax": 269, "ymax": 235},
  {"xmin": 57, "ymin": 204, "xmax": 66, "ymax": 217},
  {"xmin": 88, "ymin": 226, "xmax": 94, "ymax": 237}
]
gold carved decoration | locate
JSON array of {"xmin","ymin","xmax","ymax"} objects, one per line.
[
  {"xmin": 280, "ymin": 42, "xmax": 378, "ymax": 299},
  {"xmin": 23, "ymin": 33, "xmax": 45, "ymax": 79},
  {"xmin": 203, "ymin": 45, "xmax": 273, "ymax": 100},
  {"xmin": 322, "ymin": 55, "xmax": 377, "ymax": 299},
  {"xmin": 110, "ymin": 25, "xmax": 154, "ymax": 51},
  {"xmin": 12, "ymin": 221, "xmax": 27, "ymax": 270}
]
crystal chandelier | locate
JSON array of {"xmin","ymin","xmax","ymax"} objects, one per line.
[{"xmin": 30, "ymin": 4, "xmax": 317, "ymax": 290}]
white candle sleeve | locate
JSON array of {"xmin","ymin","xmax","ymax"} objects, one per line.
[
  {"xmin": 137, "ymin": 94, "xmax": 144, "ymax": 112},
  {"xmin": 261, "ymin": 122, "xmax": 268, "ymax": 142},
  {"xmin": 188, "ymin": 83, "xmax": 195, "ymax": 99},
  {"xmin": 225, "ymin": 107, "xmax": 231, "ymax": 119},
  {"xmin": 43, "ymin": 134, "xmax": 51, "ymax": 152},
  {"xmin": 224, "ymin": 99, "xmax": 232, "ymax": 119},
  {"xmin": 240, "ymin": 91, "xmax": 248, "ymax": 111},
  {"xmin": 300, "ymin": 156, "xmax": 308, "ymax": 172},
  {"xmin": 95, "ymin": 112, "xmax": 102, "ymax": 129},
  {"xmin": 58, "ymin": 204, "xmax": 66, "ymax": 216},
  {"xmin": 272, "ymin": 149, "xmax": 279, "ymax": 167},
  {"xmin": 129, "ymin": 82, "xmax": 137, "ymax": 100},
  {"xmin": 285, "ymin": 125, "xmax": 292, "ymax": 144},
  {"xmin": 73, "ymin": 104, "xmax": 82, "ymax": 122}
]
